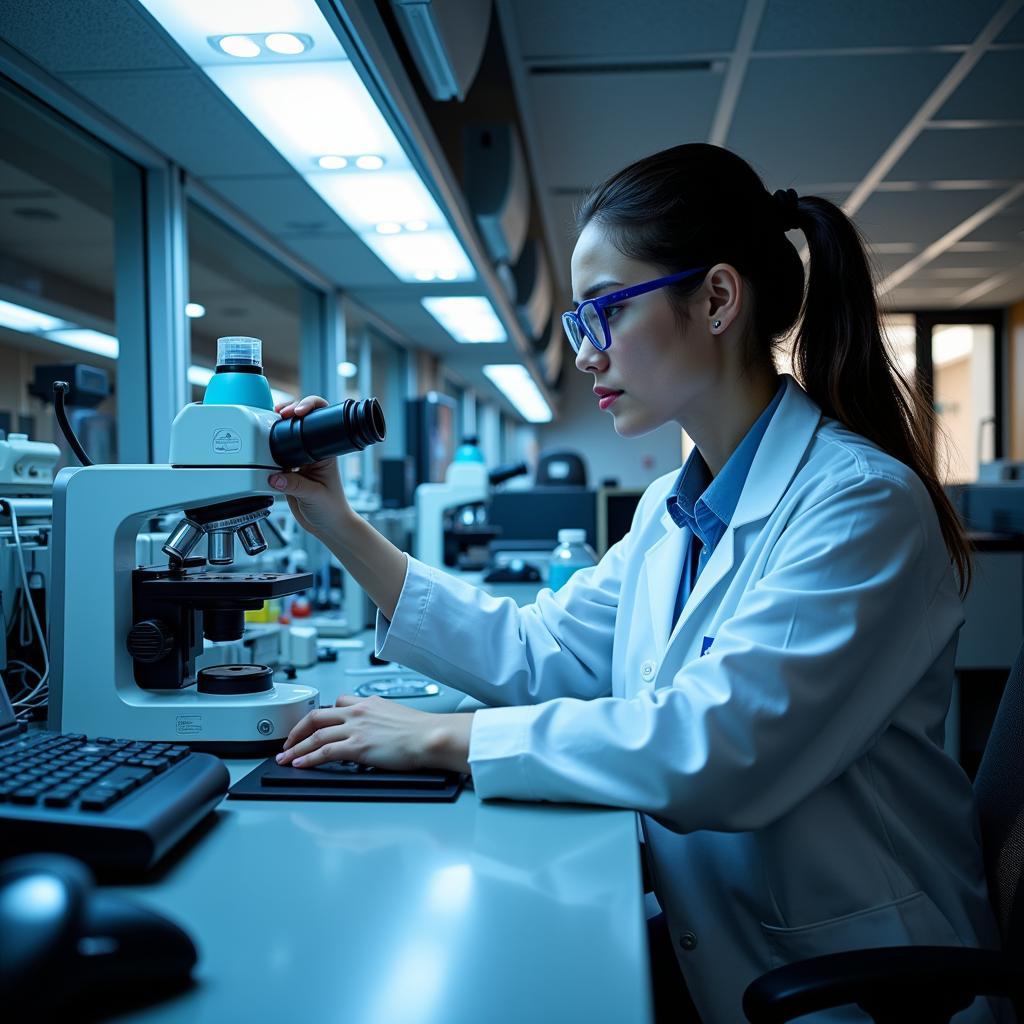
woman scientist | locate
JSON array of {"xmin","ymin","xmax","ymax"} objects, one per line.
[{"xmin": 268, "ymin": 144, "xmax": 1003, "ymax": 1023}]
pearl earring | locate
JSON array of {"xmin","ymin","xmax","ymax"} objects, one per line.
[{"xmin": 712, "ymin": 319, "xmax": 722, "ymax": 330}]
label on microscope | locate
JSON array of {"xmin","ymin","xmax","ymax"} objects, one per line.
[
  {"xmin": 176, "ymin": 715, "xmax": 203, "ymax": 735},
  {"xmin": 213, "ymin": 428, "xmax": 241, "ymax": 454}
]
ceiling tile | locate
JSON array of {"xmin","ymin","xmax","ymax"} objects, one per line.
[
  {"xmin": 0, "ymin": 0, "xmax": 185, "ymax": 73},
  {"xmin": 755, "ymin": 0, "xmax": 1005, "ymax": 49},
  {"xmin": 728, "ymin": 53, "xmax": 957, "ymax": 185},
  {"xmin": 509, "ymin": 0, "xmax": 745, "ymax": 59},
  {"xmin": 936, "ymin": 51, "xmax": 1024, "ymax": 120},
  {"xmin": 62, "ymin": 71, "xmax": 293, "ymax": 178},
  {"xmin": 280, "ymin": 235, "xmax": 402, "ymax": 289},
  {"xmin": 960, "ymin": 208, "xmax": 1024, "ymax": 244},
  {"xmin": 202, "ymin": 174, "xmax": 355, "ymax": 242},
  {"xmin": 855, "ymin": 188, "xmax": 1005, "ymax": 245},
  {"xmin": 996, "ymin": 7, "xmax": 1024, "ymax": 42},
  {"xmin": 526, "ymin": 69, "xmax": 720, "ymax": 189},
  {"xmin": 888, "ymin": 125, "xmax": 1024, "ymax": 180}
]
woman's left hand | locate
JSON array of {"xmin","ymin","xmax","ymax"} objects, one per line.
[{"xmin": 277, "ymin": 696, "xmax": 473, "ymax": 773}]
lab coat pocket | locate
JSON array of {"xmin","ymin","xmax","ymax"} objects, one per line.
[{"xmin": 760, "ymin": 890, "xmax": 962, "ymax": 970}]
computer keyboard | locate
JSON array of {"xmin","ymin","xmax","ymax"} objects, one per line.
[{"xmin": 0, "ymin": 731, "xmax": 229, "ymax": 871}]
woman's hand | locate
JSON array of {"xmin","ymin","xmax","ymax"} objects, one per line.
[
  {"xmin": 269, "ymin": 396, "xmax": 355, "ymax": 542},
  {"xmin": 277, "ymin": 695, "xmax": 473, "ymax": 773}
]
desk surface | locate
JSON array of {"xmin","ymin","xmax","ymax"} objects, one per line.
[{"xmin": 106, "ymin": 651, "xmax": 652, "ymax": 1024}]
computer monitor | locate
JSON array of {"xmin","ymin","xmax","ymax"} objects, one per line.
[
  {"xmin": 405, "ymin": 393, "xmax": 456, "ymax": 486},
  {"xmin": 488, "ymin": 488, "xmax": 597, "ymax": 551},
  {"xmin": 597, "ymin": 487, "xmax": 644, "ymax": 555}
]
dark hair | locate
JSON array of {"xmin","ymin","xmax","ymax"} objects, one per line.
[{"xmin": 577, "ymin": 143, "xmax": 971, "ymax": 595}]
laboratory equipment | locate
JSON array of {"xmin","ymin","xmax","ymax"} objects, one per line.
[
  {"xmin": 415, "ymin": 439, "xmax": 527, "ymax": 569},
  {"xmin": 48, "ymin": 337, "xmax": 386, "ymax": 753}
]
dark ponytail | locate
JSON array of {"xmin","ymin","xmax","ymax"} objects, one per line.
[{"xmin": 578, "ymin": 143, "xmax": 972, "ymax": 596}]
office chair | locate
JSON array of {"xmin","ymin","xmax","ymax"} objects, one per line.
[
  {"xmin": 535, "ymin": 449, "xmax": 587, "ymax": 487},
  {"xmin": 743, "ymin": 639, "xmax": 1024, "ymax": 1024}
]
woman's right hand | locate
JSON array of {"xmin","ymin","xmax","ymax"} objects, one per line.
[{"xmin": 269, "ymin": 396, "xmax": 356, "ymax": 542}]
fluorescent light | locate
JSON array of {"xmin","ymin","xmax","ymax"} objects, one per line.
[
  {"xmin": 483, "ymin": 364, "xmax": 552, "ymax": 423},
  {"xmin": 265, "ymin": 32, "xmax": 309, "ymax": 55},
  {"xmin": 206, "ymin": 61, "xmax": 404, "ymax": 172},
  {"xmin": 45, "ymin": 329, "xmax": 119, "ymax": 359},
  {"xmin": 137, "ymin": 0, "xmax": 476, "ymax": 284},
  {"xmin": 188, "ymin": 364, "xmax": 215, "ymax": 387},
  {"xmin": 337, "ymin": 361, "xmax": 358, "ymax": 378},
  {"xmin": 0, "ymin": 298, "xmax": 66, "ymax": 333},
  {"xmin": 218, "ymin": 34, "xmax": 261, "ymax": 58},
  {"xmin": 310, "ymin": 169, "xmax": 444, "ymax": 231},
  {"xmin": 367, "ymin": 230, "xmax": 474, "ymax": 283},
  {"xmin": 422, "ymin": 297, "xmax": 507, "ymax": 344},
  {"xmin": 137, "ymin": 1, "xmax": 346, "ymax": 64},
  {"xmin": 376, "ymin": 222, "xmax": 401, "ymax": 235},
  {"xmin": 185, "ymin": 302, "xmax": 206, "ymax": 318}
]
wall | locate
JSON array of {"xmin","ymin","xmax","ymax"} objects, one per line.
[{"xmin": 539, "ymin": 366, "xmax": 684, "ymax": 489}]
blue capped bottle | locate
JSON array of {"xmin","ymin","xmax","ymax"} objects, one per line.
[{"xmin": 548, "ymin": 528, "xmax": 598, "ymax": 591}]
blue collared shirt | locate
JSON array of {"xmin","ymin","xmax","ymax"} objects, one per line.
[{"xmin": 667, "ymin": 380, "xmax": 785, "ymax": 628}]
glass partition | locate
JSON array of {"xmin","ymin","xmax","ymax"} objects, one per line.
[
  {"xmin": 186, "ymin": 202, "xmax": 308, "ymax": 407},
  {"xmin": 0, "ymin": 77, "xmax": 144, "ymax": 466}
]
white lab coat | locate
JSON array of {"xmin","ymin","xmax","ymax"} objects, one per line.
[{"xmin": 376, "ymin": 376, "xmax": 1005, "ymax": 1023}]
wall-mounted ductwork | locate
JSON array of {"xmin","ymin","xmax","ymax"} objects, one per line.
[
  {"xmin": 512, "ymin": 237, "xmax": 553, "ymax": 344},
  {"xmin": 391, "ymin": 0, "xmax": 492, "ymax": 102},
  {"xmin": 463, "ymin": 121, "xmax": 530, "ymax": 266}
]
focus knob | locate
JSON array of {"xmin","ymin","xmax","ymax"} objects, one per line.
[{"xmin": 127, "ymin": 620, "xmax": 176, "ymax": 663}]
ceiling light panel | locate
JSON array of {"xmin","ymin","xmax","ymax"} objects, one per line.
[
  {"xmin": 0, "ymin": 298, "xmax": 67, "ymax": 333},
  {"xmin": 372, "ymin": 232, "xmax": 474, "ymax": 283},
  {"xmin": 136, "ymin": 0, "xmax": 346, "ymax": 63},
  {"xmin": 422, "ymin": 297, "xmax": 507, "ymax": 344},
  {"xmin": 45, "ymin": 329, "xmax": 120, "ymax": 359},
  {"xmin": 483, "ymin": 364, "xmax": 552, "ymax": 423},
  {"xmin": 206, "ymin": 62, "xmax": 405, "ymax": 169},
  {"xmin": 138, "ymin": 0, "xmax": 475, "ymax": 284}
]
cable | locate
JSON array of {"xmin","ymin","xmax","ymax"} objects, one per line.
[
  {"xmin": 0, "ymin": 500, "xmax": 49, "ymax": 716},
  {"xmin": 52, "ymin": 381, "xmax": 93, "ymax": 466}
]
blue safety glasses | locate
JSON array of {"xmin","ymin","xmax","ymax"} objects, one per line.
[{"xmin": 561, "ymin": 267, "xmax": 709, "ymax": 353}]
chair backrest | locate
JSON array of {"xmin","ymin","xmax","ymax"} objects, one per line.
[{"xmin": 973, "ymin": 637, "xmax": 1024, "ymax": 953}]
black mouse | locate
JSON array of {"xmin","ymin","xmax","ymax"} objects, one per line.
[{"xmin": 0, "ymin": 853, "xmax": 197, "ymax": 1014}]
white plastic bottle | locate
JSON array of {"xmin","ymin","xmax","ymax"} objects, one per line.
[{"xmin": 548, "ymin": 529, "xmax": 598, "ymax": 591}]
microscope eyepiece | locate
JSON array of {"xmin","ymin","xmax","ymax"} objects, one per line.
[{"xmin": 269, "ymin": 397, "xmax": 386, "ymax": 468}]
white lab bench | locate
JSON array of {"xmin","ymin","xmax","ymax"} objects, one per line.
[{"xmin": 103, "ymin": 643, "xmax": 653, "ymax": 1024}]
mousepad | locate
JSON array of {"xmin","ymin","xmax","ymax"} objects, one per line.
[{"xmin": 227, "ymin": 757, "xmax": 465, "ymax": 802}]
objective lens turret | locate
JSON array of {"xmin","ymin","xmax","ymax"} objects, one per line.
[{"xmin": 269, "ymin": 398, "xmax": 386, "ymax": 468}]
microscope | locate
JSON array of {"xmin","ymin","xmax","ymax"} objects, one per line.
[
  {"xmin": 414, "ymin": 439, "xmax": 527, "ymax": 569},
  {"xmin": 48, "ymin": 337, "xmax": 385, "ymax": 754}
]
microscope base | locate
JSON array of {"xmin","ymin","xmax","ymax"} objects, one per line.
[{"xmin": 55, "ymin": 682, "xmax": 319, "ymax": 754}]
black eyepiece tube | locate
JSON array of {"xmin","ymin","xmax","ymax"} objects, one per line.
[{"xmin": 269, "ymin": 398, "xmax": 386, "ymax": 468}]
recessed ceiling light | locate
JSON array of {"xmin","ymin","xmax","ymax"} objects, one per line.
[
  {"xmin": 355, "ymin": 154, "xmax": 385, "ymax": 171},
  {"xmin": 265, "ymin": 32, "xmax": 308, "ymax": 55},
  {"xmin": 317, "ymin": 155, "xmax": 348, "ymax": 170},
  {"xmin": 404, "ymin": 220, "xmax": 428, "ymax": 232},
  {"xmin": 185, "ymin": 302, "xmax": 206, "ymax": 318},
  {"xmin": 437, "ymin": 269, "xmax": 458, "ymax": 282},
  {"xmin": 376, "ymin": 222, "xmax": 401, "ymax": 235},
  {"xmin": 218, "ymin": 35, "xmax": 261, "ymax": 59},
  {"xmin": 414, "ymin": 270, "xmax": 436, "ymax": 282}
]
